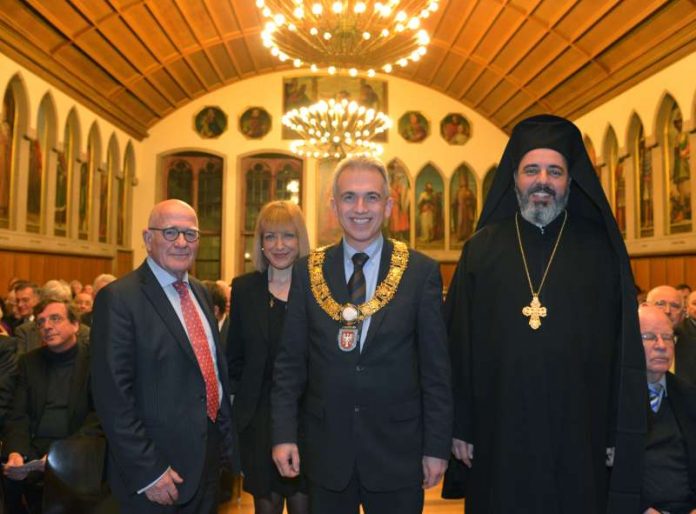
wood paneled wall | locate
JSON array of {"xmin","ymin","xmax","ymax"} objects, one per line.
[{"xmin": 0, "ymin": 249, "xmax": 114, "ymax": 291}]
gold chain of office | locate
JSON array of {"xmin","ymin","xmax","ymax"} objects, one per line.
[{"xmin": 309, "ymin": 240, "xmax": 409, "ymax": 321}]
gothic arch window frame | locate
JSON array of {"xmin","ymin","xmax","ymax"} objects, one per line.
[
  {"xmin": 81, "ymin": 122, "xmax": 102, "ymax": 241},
  {"xmin": 238, "ymin": 150, "xmax": 304, "ymax": 274},
  {"xmin": 29, "ymin": 92, "xmax": 57, "ymax": 234},
  {"xmin": 603, "ymin": 125, "xmax": 625, "ymax": 236},
  {"xmin": 414, "ymin": 161, "xmax": 446, "ymax": 251},
  {"xmin": 1, "ymin": 74, "xmax": 30, "ymax": 231},
  {"xmin": 104, "ymin": 133, "xmax": 120, "ymax": 244},
  {"xmin": 626, "ymin": 112, "xmax": 654, "ymax": 238},
  {"xmin": 159, "ymin": 149, "xmax": 226, "ymax": 280},
  {"xmin": 449, "ymin": 161, "xmax": 479, "ymax": 248},
  {"xmin": 121, "ymin": 140, "xmax": 136, "ymax": 248}
]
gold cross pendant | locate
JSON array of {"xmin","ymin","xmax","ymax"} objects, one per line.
[{"xmin": 522, "ymin": 294, "xmax": 547, "ymax": 330}]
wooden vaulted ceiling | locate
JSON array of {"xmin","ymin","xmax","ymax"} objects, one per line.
[{"xmin": 0, "ymin": 0, "xmax": 695, "ymax": 140}]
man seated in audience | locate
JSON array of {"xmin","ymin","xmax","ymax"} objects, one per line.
[
  {"xmin": 69, "ymin": 280, "xmax": 82, "ymax": 299},
  {"xmin": 14, "ymin": 281, "xmax": 89, "ymax": 355},
  {"xmin": 639, "ymin": 303, "xmax": 696, "ymax": 514},
  {"xmin": 676, "ymin": 291, "xmax": 696, "ymax": 386},
  {"xmin": 7, "ymin": 282, "xmax": 39, "ymax": 336},
  {"xmin": 677, "ymin": 284, "xmax": 692, "ymax": 307},
  {"xmin": 72, "ymin": 292, "xmax": 94, "ymax": 326},
  {"xmin": 0, "ymin": 334, "xmax": 17, "ymax": 431},
  {"xmin": 647, "ymin": 285, "xmax": 685, "ymax": 328},
  {"xmin": 2, "ymin": 298, "xmax": 97, "ymax": 514},
  {"xmin": 80, "ymin": 274, "xmax": 116, "ymax": 327}
]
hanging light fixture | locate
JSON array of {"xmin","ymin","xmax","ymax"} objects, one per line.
[
  {"xmin": 256, "ymin": 0, "xmax": 441, "ymax": 76},
  {"xmin": 282, "ymin": 98, "xmax": 392, "ymax": 158}
]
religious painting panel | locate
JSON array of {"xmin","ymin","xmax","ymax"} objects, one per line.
[
  {"xmin": 54, "ymin": 150, "xmax": 68, "ymax": 236},
  {"xmin": 398, "ymin": 111, "xmax": 429, "ymax": 143},
  {"xmin": 614, "ymin": 158, "xmax": 626, "ymax": 237},
  {"xmin": 450, "ymin": 164, "xmax": 478, "ymax": 248},
  {"xmin": 119, "ymin": 143, "xmax": 135, "ymax": 247},
  {"xmin": 282, "ymin": 76, "xmax": 388, "ymax": 140},
  {"xmin": 239, "ymin": 107, "xmax": 272, "ymax": 139},
  {"xmin": 635, "ymin": 124, "xmax": 654, "ymax": 238},
  {"xmin": 194, "ymin": 106, "xmax": 227, "ymax": 139},
  {"xmin": 415, "ymin": 164, "xmax": 444, "ymax": 250},
  {"xmin": 440, "ymin": 113, "xmax": 471, "ymax": 145},
  {"xmin": 26, "ymin": 138, "xmax": 42, "ymax": 233},
  {"xmin": 78, "ymin": 160, "xmax": 90, "ymax": 240},
  {"xmin": 99, "ymin": 159, "xmax": 112, "ymax": 243},
  {"xmin": 162, "ymin": 151, "xmax": 224, "ymax": 280},
  {"xmin": 665, "ymin": 102, "xmax": 692, "ymax": 234},
  {"xmin": 385, "ymin": 159, "xmax": 411, "ymax": 244},
  {"xmin": 0, "ymin": 87, "xmax": 15, "ymax": 229},
  {"xmin": 482, "ymin": 166, "xmax": 496, "ymax": 204},
  {"xmin": 240, "ymin": 153, "xmax": 304, "ymax": 272},
  {"xmin": 316, "ymin": 157, "xmax": 342, "ymax": 247}
]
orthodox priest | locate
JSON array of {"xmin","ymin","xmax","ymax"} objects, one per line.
[{"xmin": 444, "ymin": 115, "xmax": 646, "ymax": 514}]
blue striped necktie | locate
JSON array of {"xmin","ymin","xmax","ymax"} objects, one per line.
[
  {"xmin": 348, "ymin": 252, "xmax": 369, "ymax": 305},
  {"xmin": 648, "ymin": 382, "xmax": 664, "ymax": 413}
]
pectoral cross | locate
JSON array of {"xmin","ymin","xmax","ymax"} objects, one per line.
[{"xmin": 522, "ymin": 294, "xmax": 547, "ymax": 330}]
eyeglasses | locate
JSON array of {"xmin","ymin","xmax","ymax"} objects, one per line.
[
  {"xmin": 36, "ymin": 314, "xmax": 67, "ymax": 328},
  {"xmin": 653, "ymin": 300, "xmax": 683, "ymax": 311},
  {"xmin": 641, "ymin": 332, "xmax": 676, "ymax": 344},
  {"xmin": 148, "ymin": 227, "xmax": 200, "ymax": 242}
]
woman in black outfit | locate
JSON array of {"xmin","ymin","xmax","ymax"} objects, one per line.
[{"xmin": 227, "ymin": 201, "xmax": 310, "ymax": 514}]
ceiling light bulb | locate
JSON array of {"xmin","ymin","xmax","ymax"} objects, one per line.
[
  {"xmin": 328, "ymin": 66, "xmax": 337, "ymax": 74},
  {"xmin": 323, "ymin": 32, "xmax": 332, "ymax": 40},
  {"xmin": 332, "ymin": 2, "xmax": 343, "ymax": 13},
  {"xmin": 311, "ymin": 3, "xmax": 323, "ymax": 15},
  {"xmin": 354, "ymin": 2, "xmax": 367, "ymax": 13},
  {"xmin": 349, "ymin": 68, "xmax": 358, "ymax": 77}
]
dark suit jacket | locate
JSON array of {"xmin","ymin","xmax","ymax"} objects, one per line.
[
  {"xmin": 271, "ymin": 240, "xmax": 453, "ymax": 491},
  {"xmin": 227, "ymin": 271, "xmax": 272, "ymax": 432},
  {"xmin": 642, "ymin": 372, "xmax": 696, "ymax": 510},
  {"xmin": 676, "ymin": 318, "xmax": 696, "ymax": 386},
  {"xmin": 2, "ymin": 341, "xmax": 96, "ymax": 460},
  {"xmin": 0, "ymin": 336, "xmax": 18, "ymax": 431},
  {"xmin": 90, "ymin": 261, "xmax": 235, "ymax": 504},
  {"xmin": 13, "ymin": 320, "xmax": 90, "ymax": 356}
]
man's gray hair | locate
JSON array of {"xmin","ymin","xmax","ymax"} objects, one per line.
[{"xmin": 331, "ymin": 156, "xmax": 390, "ymax": 199}]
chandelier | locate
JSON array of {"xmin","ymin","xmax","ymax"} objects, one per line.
[
  {"xmin": 282, "ymin": 98, "xmax": 392, "ymax": 158},
  {"xmin": 256, "ymin": 0, "xmax": 441, "ymax": 76}
]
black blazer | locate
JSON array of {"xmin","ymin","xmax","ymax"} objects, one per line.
[
  {"xmin": 271, "ymin": 240, "xmax": 453, "ymax": 491},
  {"xmin": 676, "ymin": 319, "xmax": 696, "ymax": 386},
  {"xmin": 2, "ymin": 341, "xmax": 96, "ymax": 460},
  {"xmin": 90, "ymin": 261, "xmax": 235, "ymax": 504},
  {"xmin": 662, "ymin": 373, "xmax": 696, "ymax": 489},
  {"xmin": 0, "ymin": 336, "xmax": 17, "ymax": 431},
  {"xmin": 227, "ymin": 271, "xmax": 273, "ymax": 432}
]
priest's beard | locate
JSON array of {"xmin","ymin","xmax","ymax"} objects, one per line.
[{"xmin": 515, "ymin": 182, "xmax": 570, "ymax": 227}]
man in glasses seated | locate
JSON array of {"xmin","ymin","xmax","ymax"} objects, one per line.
[
  {"xmin": 91, "ymin": 199, "xmax": 235, "ymax": 514},
  {"xmin": 639, "ymin": 303, "xmax": 696, "ymax": 514},
  {"xmin": 2, "ymin": 298, "xmax": 96, "ymax": 513}
]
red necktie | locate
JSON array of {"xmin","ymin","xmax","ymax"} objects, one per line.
[{"xmin": 173, "ymin": 281, "xmax": 219, "ymax": 421}]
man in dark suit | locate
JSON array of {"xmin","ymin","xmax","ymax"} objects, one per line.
[
  {"xmin": 640, "ymin": 303, "xmax": 696, "ymax": 513},
  {"xmin": 271, "ymin": 157, "xmax": 452, "ymax": 514},
  {"xmin": 0, "ymin": 335, "xmax": 17, "ymax": 431},
  {"xmin": 2, "ymin": 298, "xmax": 97, "ymax": 513},
  {"xmin": 90, "ymin": 199, "xmax": 234, "ymax": 514},
  {"xmin": 675, "ymin": 290, "xmax": 696, "ymax": 386}
]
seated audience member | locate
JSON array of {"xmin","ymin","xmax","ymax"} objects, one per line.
[
  {"xmin": 80, "ymin": 274, "xmax": 116, "ymax": 327},
  {"xmin": 647, "ymin": 285, "xmax": 685, "ymax": 328},
  {"xmin": 14, "ymin": 282, "xmax": 89, "ymax": 356},
  {"xmin": 1, "ymin": 291, "xmax": 18, "ymax": 336},
  {"xmin": 202, "ymin": 280, "xmax": 229, "ymax": 347},
  {"xmin": 677, "ymin": 284, "xmax": 692, "ymax": 307},
  {"xmin": 640, "ymin": 304, "xmax": 696, "ymax": 513},
  {"xmin": 73, "ymin": 292, "xmax": 94, "ymax": 327},
  {"xmin": 69, "ymin": 280, "xmax": 82, "ymax": 299},
  {"xmin": 8, "ymin": 282, "xmax": 39, "ymax": 335},
  {"xmin": 0, "ymin": 335, "xmax": 17, "ymax": 431},
  {"xmin": 2, "ymin": 298, "xmax": 98, "ymax": 514},
  {"xmin": 676, "ymin": 291, "xmax": 696, "ymax": 385}
]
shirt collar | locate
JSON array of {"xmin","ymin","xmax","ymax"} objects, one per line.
[
  {"xmin": 648, "ymin": 375, "xmax": 668, "ymax": 396},
  {"xmin": 342, "ymin": 235, "xmax": 384, "ymax": 264},
  {"xmin": 146, "ymin": 256, "xmax": 189, "ymax": 288}
]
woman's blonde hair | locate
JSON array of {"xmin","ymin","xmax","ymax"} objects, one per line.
[{"xmin": 252, "ymin": 201, "xmax": 310, "ymax": 272}]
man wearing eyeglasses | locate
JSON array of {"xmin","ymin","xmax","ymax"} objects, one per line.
[
  {"xmin": 91, "ymin": 199, "xmax": 235, "ymax": 514},
  {"xmin": 639, "ymin": 303, "xmax": 696, "ymax": 514},
  {"xmin": 2, "ymin": 298, "xmax": 97, "ymax": 513},
  {"xmin": 647, "ymin": 285, "xmax": 685, "ymax": 328}
]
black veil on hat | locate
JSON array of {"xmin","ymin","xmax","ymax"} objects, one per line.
[{"xmin": 444, "ymin": 115, "xmax": 646, "ymax": 512}]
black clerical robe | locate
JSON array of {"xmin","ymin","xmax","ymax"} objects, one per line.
[{"xmin": 450, "ymin": 213, "xmax": 620, "ymax": 514}]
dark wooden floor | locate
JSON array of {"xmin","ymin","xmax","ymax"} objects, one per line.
[{"xmin": 218, "ymin": 483, "xmax": 465, "ymax": 513}]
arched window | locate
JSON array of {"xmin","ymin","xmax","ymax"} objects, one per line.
[
  {"xmin": 57, "ymin": 109, "xmax": 80, "ymax": 237},
  {"xmin": 628, "ymin": 114, "xmax": 653, "ymax": 238},
  {"xmin": 386, "ymin": 158, "xmax": 411, "ymax": 244},
  {"xmin": 603, "ymin": 126, "xmax": 625, "ymax": 236},
  {"xmin": 79, "ymin": 124, "xmax": 101, "ymax": 240},
  {"xmin": 240, "ymin": 153, "xmax": 303, "ymax": 273},
  {"xmin": 119, "ymin": 142, "xmax": 135, "ymax": 247},
  {"xmin": 660, "ymin": 96, "xmax": 691, "ymax": 234},
  {"xmin": 415, "ymin": 163, "xmax": 444, "ymax": 250},
  {"xmin": 28, "ymin": 94, "xmax": 56, "ymax": 234},
  {"xmin": 482, "ymin": 166, "xmax": 496, "ymax": 203},
  {"xmin": 161, "ymin": 151, "xmax": 224, "ymax": 279},
  {"xmin": 100, "ymin": 135, "xmax": 119, "ymax": 243},
  {"xmin": 0, "ymin": 82, "xmax": 17, "ymax": 229},
  {"xmin": 450, "ymin": 163, "xmax": 478, "ymax": 248}
]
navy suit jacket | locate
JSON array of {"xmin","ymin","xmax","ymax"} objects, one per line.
[
  {"xmin": 90, "ymin": 261, "xmax": 235, "ymax": 504},
  {"xmin": 271, "ymin": 239, "xmax": 453, "ymax": 491}
]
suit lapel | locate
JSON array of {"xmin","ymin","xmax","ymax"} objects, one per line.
[
  {"xmin": 361, "ymin": 239, "xmax": 394, "ymax": 355},
  {"xmin": 138, "ymin": 263, "xmax": 197, "ymax": 365},
  {"xmin": 324, "ymin": 243, "xmax": 350, "ymax": 305}
]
